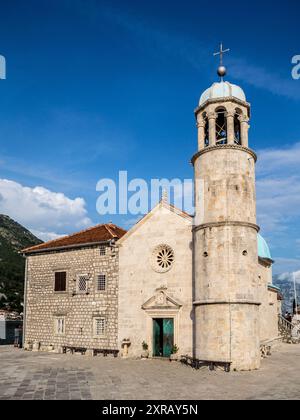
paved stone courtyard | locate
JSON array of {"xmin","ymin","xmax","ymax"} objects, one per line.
[{"xmin": 0, "ymin": 343, "xmax": 300, "ymax": 400}]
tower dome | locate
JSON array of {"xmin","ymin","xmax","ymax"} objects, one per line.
[
  {"xmin": 199, "ymin": 81, "xmax": 246, "ymax": 106},
  {"xmin": 257, "ymin": 234, "xmax": 272, "ymax": 260}
]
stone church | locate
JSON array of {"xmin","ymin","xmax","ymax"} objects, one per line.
[{"xmin": 22, "ymin": 66, "xmax": 282, "ymax": 371}]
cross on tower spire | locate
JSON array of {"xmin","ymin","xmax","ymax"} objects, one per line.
[
  {"xmin": 213, "ymin": 42, "xmax": 230, "ymax": 80},
  {"xmin": 214, "ymin": 42, "xmax": 230, "ymax": 66}
]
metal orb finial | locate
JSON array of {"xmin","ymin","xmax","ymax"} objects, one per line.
[
  {"xmin": 214, "ymin": 43, "xmax": 230, "ymax": 80},
  {"xmin": 217, "ymin": 65, "xmax": 227, "ymax": 78}
]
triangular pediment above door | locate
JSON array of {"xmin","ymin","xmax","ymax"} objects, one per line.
[{"xmin": 141, "ymin": 288, "xmax": 183, "ymax": 310}]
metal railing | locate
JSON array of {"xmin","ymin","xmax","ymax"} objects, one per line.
[{"xmin": 278, "ymin": 315, "xmax": 300, "ymax": 344}]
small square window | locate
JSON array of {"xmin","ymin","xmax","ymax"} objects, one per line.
[
  {"xmin": 54, "ymin": 272, "xmax": 67, "ymax": 292},
  {"xmin": 99, "ymin": 245, "xmax": 106, "ymax": 256},
  {"xmin": 94, "ymin": 318, "xmax": 106, "ymax": 336},
  {"xmin": 97, "ymin": 274, "xmax": 106, "ymax": 291},
  {"xmin": 55, "ymin": 317, "xmax": 65, "ymax": 335},
  {"xmin": 77, "ymin": 274, "xmax": 88, "ymax": 293}
]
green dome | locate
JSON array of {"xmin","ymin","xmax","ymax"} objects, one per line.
[{"xmin": 258, "ymin": 234, "xmax": 272, "ymax": 260}]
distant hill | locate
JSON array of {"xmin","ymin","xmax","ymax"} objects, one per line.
[
  {"xmin": 0, "ymin": 215, "xmax": 42, "ymax": 313},
  {"xmin": 273, "ymin": 274, "xmax": 300, "ymax": 314},
  {"xmin": 0, "ymin": 212, "xmax": 297, "ymax": 316}
]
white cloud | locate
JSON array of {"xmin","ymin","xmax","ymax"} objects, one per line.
[
  {"xmin": 277, "ymin": 270, "xmax": 300, "ymax": 283},
  {"xmin": 228, "ymin": 58, "xmax": 300, "ymax": 101},
  {"xmin": 249, "ymin": 142, "xmax": 300, "ymax": 276},
  {"xmin": 257, "ymin": 142, "xmax": 300, "ymax": 176},
  {"xmin": 94, "ymin": 6, "xmax": 300, "ymax": 101},
  {"xmin": 273, "ymin": 260, "xmax": 300, "ymax": 275},
  {"xmin": 30, "ymin": 230, "xmax": 64, "ymax": 242},
  {"xmin": 256, "ymin": 143, "xmax": 300, "ymax": 234},
  {"xmin": 0, "ymin": 179, "xmax": 92, "ymax": 239},
  {"xmin": 256, "ymin": 176, "xmax": 300, "ymax": 232}
]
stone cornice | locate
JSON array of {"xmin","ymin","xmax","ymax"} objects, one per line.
[
  {"xmin": 22, "ymin": 240, "xmax": 112, "ymax": 255},
  {"xmin": 191, "ymin": 144, "xmax": 257, "ymax": 165},
  {"xmin": 194, "ymin": 96, "xmax": 251, "ymax": 116},
  {"xmin": 267, "ymin": 285, "xmax": 283, "ymax": 300},
  {"xmin": 193, "ymin": 300, "xmax": 261, "ymax": 306},
  {"xmin": 193, "ymin": 221, "xmax": 260, "ymax": 233},
  {"xmin": 258, "ymin": 256, "xmax": 274, "ymax": 267}
]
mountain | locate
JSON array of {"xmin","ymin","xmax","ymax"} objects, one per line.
[
  {"xmin": 0, "ymin": 215, "xmax": 42, "ymax": 313},
  {"xmin": 273, "ymin": 273, "xmax": 300, "ymax": 314},
  {"xmin": 0, "ymin": 212, "xmax": 297, "ymax": 316}
]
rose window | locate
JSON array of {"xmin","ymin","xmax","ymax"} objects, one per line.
[{"xmin": 151, "ymin": 245, "xmax": 175, "ymax": 273}]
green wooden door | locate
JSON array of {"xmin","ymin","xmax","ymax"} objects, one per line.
[
  {"xmin": 163, "ymin": 318, "xmax": 174, "ymax": 357},
  {"xmin": 153, "ymin": 318, "xmax": 174, "ymax": 357},
  {"xmin": 153, "ymin": 319, "xmax": 162, "ymax": 357}
]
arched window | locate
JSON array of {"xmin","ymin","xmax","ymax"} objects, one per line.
[
  {"xmin": 234, "ymin": 108, "xmax": 242, "ymax": 145},
  {"xmin": 203, "ymin": 112, "xmax": 209, "ymax": 147},
  {"xmin": 215, "ymin": 107, "xmax": 227, "ymax": 145}
]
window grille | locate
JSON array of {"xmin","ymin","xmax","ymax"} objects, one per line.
[
  {"xmin": 99, "ymin": 245, "xmax": 106, "ymax": 256},
  {"xmin": 94, "ymin": 318, "xmax": 106, "ymax": 336},
  {"xmin": 97, "ymin": 274, "xmax": 106, "ymax": 291},
  {"xmin": 55, "ymin": 317, "xmax": 65, "ymax": 334},
  {"xmin": 77, "ymin": 274, "xmax": 88, "ymax": 292}
]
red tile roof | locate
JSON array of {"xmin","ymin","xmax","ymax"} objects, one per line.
[{"xmin": 22, "ymin": 223, "xmax": 127, "ymax": 254}]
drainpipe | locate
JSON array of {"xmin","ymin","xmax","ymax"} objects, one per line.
[{"xmin": 22, "ymin": 256, "xmax": 28, "ymax": 348}]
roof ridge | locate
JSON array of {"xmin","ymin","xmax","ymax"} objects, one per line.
[
  {"xmin": 21, "ymin": 223, "xmax": 124, "ymax": 253},
  {"xmin": 164, "ymin": 202, "xmax": 193, "ymax": 219},
  {"xmin": 26, "ymin": 223, "xmax": 106, "ymax": 250},
  {"xmin": 104, "ymin": 224, "xmax": 118, "ymax": 238}
]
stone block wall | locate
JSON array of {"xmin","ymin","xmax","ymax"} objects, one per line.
[
  {"xmin": 24, "ymin": 244, "xmax": 119, "ymax": 351},
  {"xmin": 194, "ymin": 225, "xmax": 259, "ymax": 303},
  {"xmin": 195, "ymin": 303, "xmax": 260, "ymax": 370},
  {"xmin": 194, "ymin": 145, "xmax": 257, "ymax": 227},
  {"xmin": 193, "ymin": 138, "xmax": 261, "ymax": 370},
  {"xmin": 258, "ymin": 260, "xmax": 280, "ymax": 342}
]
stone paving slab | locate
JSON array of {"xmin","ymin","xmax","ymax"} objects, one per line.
[{"xmin": 0, "ymin": 343, "xmax": 300, "ymax": 400}]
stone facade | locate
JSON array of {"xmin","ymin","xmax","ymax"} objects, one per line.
[
  {"xmin": 258, "ymin": 259, "xmax": 282, "ymax": 342},
  {"xmin": 24, "ymin": 244, "xmax": 119, "ymax": 351},
  {"xmin": 23, "ymin": 79, "xmax": 282, "ymax": 371},
  {"xmin": 117, "ymin": 202, "xmax": 193, "ymax": 358},
  {"xmin": 23, "ymin": 215, "xmax": 280, "ymax": 366},
  {"xmin": 193, "ymin": 95, "xmax": 261, "ymax": 371}
]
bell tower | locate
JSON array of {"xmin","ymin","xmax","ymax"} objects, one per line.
[{"xmin": 192, "ymin": 47, "xmax": 261, "ymax": 371}]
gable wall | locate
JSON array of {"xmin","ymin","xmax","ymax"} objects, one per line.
[{"xmin": 118, "ymin": 206, "xmax": 193, "ymax": 357}]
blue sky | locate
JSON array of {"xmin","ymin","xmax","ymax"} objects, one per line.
[{"xmin": 0, "ymin": 0, "xmax": 299, "ymax": 275}]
